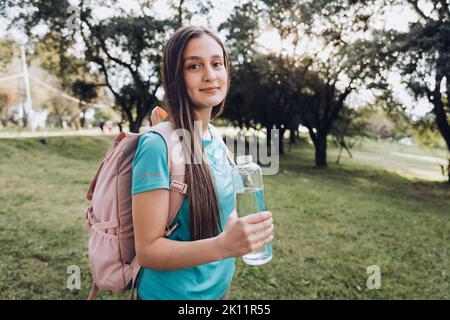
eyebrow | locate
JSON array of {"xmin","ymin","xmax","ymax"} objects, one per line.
[{"xmin": 183, "ymin": 54, "xmax": 223, "ymax": 62}]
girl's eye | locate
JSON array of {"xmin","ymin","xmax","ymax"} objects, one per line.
[{"xmin": 187, "ymin": 62, "xmax": 223, "ymax": 70}]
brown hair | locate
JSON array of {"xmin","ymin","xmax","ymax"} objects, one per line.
[{"xmin": 161, "ymin": 25, "xmax": 231, "ymax": 241}]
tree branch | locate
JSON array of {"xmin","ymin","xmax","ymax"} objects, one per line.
[
  {"xmin": 326, "ymin": 84, "xmax": 354, "ymax": 134},
  {"xmin": 407, "ymin": 0, "xmax": 430, "ymax": 21},
  {"xmin": 302, "ymin": 115, "xmax": 318, "ymax": 146},
  {"xmin": 430, "ymin": 72, "xmax": 450, "ymax": 150},
  {"xmin": 437, "ymin": 0, "xmax": 449, "ymax": 20},
  {"xmin": 79, "ymin": 20, "xmax": 121, "ymax": 102},
  {"xmin": 82, "ymin": 15, "xmax": 142, "ymax": 86}
]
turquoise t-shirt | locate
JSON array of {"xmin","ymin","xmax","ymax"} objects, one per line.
[{"xmin": 131, "ymin": 123, "xmax": 236, "ymax": 300}]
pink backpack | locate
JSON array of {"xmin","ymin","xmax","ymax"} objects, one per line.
[{"xmin": 83, "ymin": 120, "xmax": 188, "ymax": 300}]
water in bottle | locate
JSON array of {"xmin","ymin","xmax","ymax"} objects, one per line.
[{"xmin": 233, "ymin": 155, "xmax": 272, "ymax": 265}]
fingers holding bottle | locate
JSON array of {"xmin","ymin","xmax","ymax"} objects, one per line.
[{"xmin": 217, "ymin": 211, "xmax": 274, "ymax": 259}]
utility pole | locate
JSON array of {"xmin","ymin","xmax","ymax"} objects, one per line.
[{"xmin": 20, "ymin": 44, "xmax": 35, "ymax": 133}]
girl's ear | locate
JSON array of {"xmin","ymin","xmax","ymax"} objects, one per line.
[{"xmin": 151, "ymin": 106, "xmax": 168, "ymax": 125}]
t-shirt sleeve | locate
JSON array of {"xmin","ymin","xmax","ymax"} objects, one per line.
[{"xmin": 131, "ymin": 132, "xmax": 170, "ymax": 195}]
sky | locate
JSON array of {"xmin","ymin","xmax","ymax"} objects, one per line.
[{"xmin": 0, "ymin": 0, "xmax": 435, "ymax": 118}]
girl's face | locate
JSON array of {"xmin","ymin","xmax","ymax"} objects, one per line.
[{"xmin": 183, "ymin": 35, "xmax": 228, "ymax": 110}]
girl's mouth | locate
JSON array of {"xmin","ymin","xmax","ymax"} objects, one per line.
[{"xmin": 199, "ymin": 87, "xmax": 220, "ymax": 93}]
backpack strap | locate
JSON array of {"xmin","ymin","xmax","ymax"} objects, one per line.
[
  {"xmin": 149, "ymin": 121, "xmax": 187, "ymax": 235},
  {"xmin": 148, "ymin": 122, "xmax": 234, "ymax": 234},
  {"xmin": 208, "ymin": 124, "xmax": 236, "ymax": 166}
]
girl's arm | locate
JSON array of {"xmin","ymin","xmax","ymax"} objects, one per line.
[
  {"xmin": 132, "ymin": 189, "xmax": 274, "ymax": 271},
  {"xmin": 132, "ymin": 189, "xmax": 222, "ymax": 270}
]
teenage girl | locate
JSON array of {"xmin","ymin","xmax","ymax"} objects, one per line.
[{"xmin": 131, "ymin": 25, "xmax": 274, "ymax": 300}]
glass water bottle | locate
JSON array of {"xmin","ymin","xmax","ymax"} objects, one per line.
[{"xmin": 233, "ymin": 155, "xmax": 272, "ymax": 265}]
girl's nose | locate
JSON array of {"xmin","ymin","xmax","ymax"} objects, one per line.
[{"xmin": 202, "ymin": 65, "xmax": 217, "ymax": 82}]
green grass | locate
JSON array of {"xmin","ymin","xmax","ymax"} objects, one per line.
[{"xmin": 0, "ymin": 135, "xmax": 449, "ymax": 299}]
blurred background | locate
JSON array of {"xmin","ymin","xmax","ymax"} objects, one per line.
[{"xmin": 0, "ymin": 0, "xmax": 449, "ymax": 299}]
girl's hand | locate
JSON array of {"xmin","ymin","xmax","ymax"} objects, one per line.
[{"xmin": 216, "ymin": 210, "xmax": 274, "ymax": 259}]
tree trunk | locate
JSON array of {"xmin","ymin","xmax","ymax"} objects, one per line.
[
  {"xmin": 124, "ymin": 106, "xmax": 137, "ymax": 133},
  {"xmin": 290, "ymin": 128, "xmax": 297, "ymax": 144},
  {"xmin": 278, "ymin": 128, "xmax": 285, "ymax": 155},
  {"xmin": 314, "ymin": 134, "xmax": 327, "ymax": 167},
  {"xmin": 266, "ymin": 126, "xmax": 272, "ymax": 156},
  {"xmin": 447, "ymin": 159, "xmax": 450, "ymax": 185},
  {"xmin": 336, "ymin": 145, "xmax": 343, "ymax": 164},
  {"xmin": 129, "ymin": 113, "xmax": 145, "ymax": 133},
  {"xmin": 430, "ymin": 75, "xmax": 450, "ymax": 183},
  {"xmin": 129, "ymin": 120, "xmax": 139, "ymax": 133},
  {"xmin": 80, "ymin": 105, "xmax": 86, "ymax": 128},
  {"xmin": 340, "ymin": 138, "xmax": 353, "ymax": 158},
  {"xmin": 22, "ymin": 113, "xmax": 28, "ymax": 128},
  {"xmin": 71, "ymin": 116, "xmax": 80, "ymax": 130},
  {"xmin": 288, "ymin": 128, "xmax": 296, "ymax": 152}
]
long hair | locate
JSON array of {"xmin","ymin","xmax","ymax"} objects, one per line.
[{"xmin": 161, "ymin": 25, "xmax": 231, "ymax": 241}]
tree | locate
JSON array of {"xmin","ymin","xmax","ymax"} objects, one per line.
[
  {"xmin": 0, "ymin": 38, "xmax": 16, "ymax": 127},
  {"xmin": 224, "ymin": 51, "xmax": 310, "ymax": 155},
  {"xmin": 383, "ymin": 0, "xmax": 450, "ymax": 182},
  {"xmin": 296, "ymin": 0, "xmax": 392, "ymax": 166},
  {"xmin": 71, "ymin": 80, "xmax": 97, "ymax": 128},
  {"xmin": 0, "ymin": 38, "xmax": 14, "ymax": 71},
  {"xmin": 0, "ymin": 91, "xmax": 15, "ymax": 127},
  {"xmin": 1, "ymin": 0, "xmax": 210, "ymax": 132},
  {"xmin": 221, "ymin": 0, "xmax": 387, "ymax": 164},
  {"xmin": 44, "ymin": 95, "xmax": 76, "ymax": 128},
  {"xmin": 218, "ymin": 0, "xmax": 264, "ymax": 133},
  {"xmin": 220, "ymin": 1, "xmax": 315, "ymax": 155},
  {"xmin": 80, "ymin": 12, "xmax": 175, "ymax": 132},
  {"xmin": 331, "ymin": 108, "xmax": 366, "ymax": 164}
]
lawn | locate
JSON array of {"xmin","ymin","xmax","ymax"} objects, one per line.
[{"xmin": 0, "ymin": 134, "xmax": 449, "ymax": 299}]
